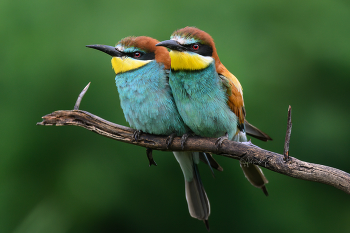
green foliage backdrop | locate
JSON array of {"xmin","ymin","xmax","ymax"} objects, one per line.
[{"xmin": 1, "ymin": 0, "xmax": 350, "ymax": 232}]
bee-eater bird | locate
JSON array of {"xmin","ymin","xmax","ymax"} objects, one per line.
[
  {"xmin": 86, "ymin": 36, "xmax": 219, "ymax": 230},
  {"xmin": 156, "ymin": 27, "xmax": 271, "ymax": 195}
]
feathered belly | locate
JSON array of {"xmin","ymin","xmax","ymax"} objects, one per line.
[
  {"xmin": 118, "ymin": 87, "xmax": 187, "ymax": 136},
  {"xmin": 177, "ymin": 97, "xmax": 238, "ymax": 139}
]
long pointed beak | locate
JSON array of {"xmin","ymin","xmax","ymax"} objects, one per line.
[
  {"xmin": 156, "ymin": 40, "xmax": 185, "ymax": 51},
  {"xmin": 86, "ymin": 44, "xmax": 123, "ymax": 57}
]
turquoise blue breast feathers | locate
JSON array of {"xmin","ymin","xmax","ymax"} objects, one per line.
[
  {"xmin": 115, "ymin": 60, "xmax": 188, "ymax": 135},
  {"xmin": 169, "ymin": 62, "xmax": 238, "ymax": 139}
]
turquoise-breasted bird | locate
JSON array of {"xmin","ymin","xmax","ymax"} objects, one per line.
[
  {"xmin": 86, "ymin": 36, "xmax": 220, "ymax": 230},
  {"xmin": 157, "ymin": 27, "xmax": 271, "ymax": 195}
]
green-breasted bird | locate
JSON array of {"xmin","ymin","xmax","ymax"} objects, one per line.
[
  {"xmin": 156, "ymin": 27, "xmax": 272, "ymax": 196},
  {"xmin": 86, "ymin": 36, "xmax": 221, "ymax": 230}
]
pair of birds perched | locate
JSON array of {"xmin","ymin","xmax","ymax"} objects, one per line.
[{"xmin": 87, "ymin": 27, "xmax": 271, "ymax": 231}]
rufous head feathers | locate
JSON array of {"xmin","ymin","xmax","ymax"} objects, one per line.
[{"xmin": 118, "ymin": 36, "xmax": 171, "ymax": 69}]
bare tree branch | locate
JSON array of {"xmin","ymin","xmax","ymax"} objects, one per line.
[
  {"xmin": 74, "ymin": 82, "xmax": 91, "ymax": 110},
  {"xmin": 284, "ymin": 105, "xmax": 292, "ymax": 161},
  {"xmin": 36, "ymin": 84, "xmax": 350, "ymax": 195}
]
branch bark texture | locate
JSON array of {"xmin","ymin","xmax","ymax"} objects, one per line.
[{"xmin": 37, "ymin": 110, "xmax": 350, "ymax": 194}]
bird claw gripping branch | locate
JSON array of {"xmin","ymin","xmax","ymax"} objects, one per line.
[{"xmin": 215, "ymin": 133, "xmax": 229, "ymax": 149}]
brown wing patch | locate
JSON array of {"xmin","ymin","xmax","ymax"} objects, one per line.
[
  {"xmin": 217, "ymin": 63, "xmax": 245, "ymax": 125},
  {"xmin": 228, "ymin": 87, "xmax": 245, "ymax": 125}
]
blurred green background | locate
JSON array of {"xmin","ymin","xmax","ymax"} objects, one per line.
[{"xmin": 1, "ymin": 0, "xmax": 350, "ymax": 232}]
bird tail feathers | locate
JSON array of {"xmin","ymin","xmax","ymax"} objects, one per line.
[
  {"xmin": 244, "ymin": 119, "xmax": 272, "ymax": 141},
  {"xmin": 173, "ymin": 151, "xmax": 210, "ymax": 223}
]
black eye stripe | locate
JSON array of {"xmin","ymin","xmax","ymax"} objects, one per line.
[
  {"xmin": 183, "ymin": 44, "xmax": 196, "ymax": 49},
  {"xmin": 124, "ymin": 51, "xmax": 155, "ymax": 60},
  {"xmin": 124, "ymin": 52, "xmax": 144, "ymax": 56},
  {"xmin": 182, "ymin": 43, "xmax": 213, "ymax": 56}
]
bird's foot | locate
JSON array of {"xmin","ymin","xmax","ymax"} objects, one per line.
[
  {"xmin": 241, "ymin": 140, "xmax": 261, "ymax": 148},
  {"xmin": 165, "ymin": 133, "xmax": 177, "ymax": 149},
  {"xmin": 215, "ymin": 132, "xmax": 229, "ymax": 149},
  {"xmin": 240, "ymin": 140, "xmax": 254, "ymax": 146},
  {"xmin": 180, "ymin": 132, "xmax": 194, "ymax": 150},
  {"xmin": 132, "ymin": 130, "xmax": 143, "ymax": 142},
  {"xmin": 146, "ymin": 148, "xmax": 157, "ymax": 167}
]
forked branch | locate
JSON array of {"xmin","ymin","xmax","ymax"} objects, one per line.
[{"xmin": 37, "ymin": 83, "xmax": 350, "ymax": 194}]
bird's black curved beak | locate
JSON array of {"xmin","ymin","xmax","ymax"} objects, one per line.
[
  {"xmin": 86, "ymin": 44, "xmax": 123, "ymax": 57},
  {"xmin": 156, "ymin": 40, "xmax": 186, "ymax": 52}
]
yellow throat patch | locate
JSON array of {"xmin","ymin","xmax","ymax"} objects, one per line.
[
  {"xmin": 169, "ymin": 51, "xmax": 213, "ymax": 71},
  {"xmin": 111, "ymin": 57, "xmax": 152, "ymax": 74}
]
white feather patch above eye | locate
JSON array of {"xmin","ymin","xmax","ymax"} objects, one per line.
[
  {"xmin": 115, "ymin": 44, "xmax": 125, "ymax": 51},
  {"xmin": 171, "ymin": 36, "xmax": 198, "ymax": 45},
  {"xmin": 111, "ymin": 57, "xmax": 152, "ymax": 74},
  {"xmin": 169, "ymin": 51, "xmax": 214, "ymax": 71}
]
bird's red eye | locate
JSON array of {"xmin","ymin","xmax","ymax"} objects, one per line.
[
  {"xmin": 134, "ymin": 52, "xmax": 141, "ymax": 58},
  {"xmin": 192, "ymin": 44, "xmax": 199, "ymax": 50}
]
